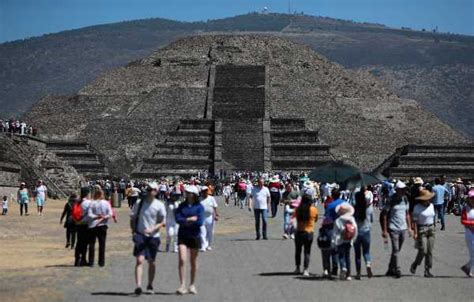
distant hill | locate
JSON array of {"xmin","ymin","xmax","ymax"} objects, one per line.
[{"xmin": 1, "ymin": 13, "xmax": 473, "ymax": 138}]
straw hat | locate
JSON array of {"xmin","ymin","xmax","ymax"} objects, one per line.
[
  {"xmin": 416, "ymin": 189, "xmax": 435, "ymax": 201},
  {"xmin": 456, "ymin": 178, "xmax": 463, "ymax": 184}
]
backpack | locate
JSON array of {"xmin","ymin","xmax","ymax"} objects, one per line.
[
  {"xmin": 71, "ymin": 202, "xmax": 83, "ymax": 223},
  {"xmin": 342, "ymin": 221, "xmax": 357, "ymax": 241},
  {"xmin": 317, "ymin": 225, "xmax": 332, "ymax": 250},
  {"xmin": 238, "ymin": 182, "xmax": 247, "ymax": 192}
]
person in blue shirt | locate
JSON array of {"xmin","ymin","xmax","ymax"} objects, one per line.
[
  {"xmin": 432, "ymin": 178, "xmax": 449, "ymax": 231},
  {"xmin": 175, "ymin": 185, "xmax": 204, "ymax": 295}
]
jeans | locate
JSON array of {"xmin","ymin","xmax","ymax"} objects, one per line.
[
  {"xmin": 89, "ymin": 225, "xmax": 108, "ymax": 267},
  {"xmin": 322, "ymin": 249, "xmax": 338, "ymax": 273},
  {"xmin": 254, "ymin": 209, "xmax": 268, "ymax": 239},
  {"xmin": 283, "ymin": 213, "xmax": 292, "ymax": 234},
  {"xmin": 338, "ymin": 243, "xmax": 352, "ymax": 274},
  {"xmin": 414, "ymin": 225, "xmax": 435, "ymax": 269},
  {"xmin": 434, "ymin": 204, "xmax": 445, "ymax": 228},
  {"xmin": 465, "ymin": 228, "xmax": 474, "ymax": 273},
  {"xmin": 270, "ymin": 192, "xmax": 280, "ymax": 217},
  {"xmin": 295, "ymin": 231, "xmax": 314, "ymax": 269},
  {"xmin": 354, "ymin": 230, "xmax": 372, "ymax": 273},
  {"xmin": 388, "ymin": 230, "xmax": 406, "ymax": 272}
]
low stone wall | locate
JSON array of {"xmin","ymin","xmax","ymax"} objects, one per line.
[{"xmin": 0, "ymin": 162, "xmax": 21, "ymax": 187}]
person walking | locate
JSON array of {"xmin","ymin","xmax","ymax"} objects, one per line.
[
  {"xmin": 410, "ymin": 189, "xmax": 436, "ymax": 278},
  {"xmin": 60, "ymin": 195, "xmax": 78, "ymax": 249},
  {"xmin": 432, "ymin": 178, "xmax": 449, "ymax": 231},
  {"xmin": 269, "ymin": 176, "xmax": 282, "ymax": 218},
  {"xmin": 35, "ymin": 180, "xmax": 47, "ymax": 216},
  {"xmin": 74, "ymin": 187, "xmax": 92, "ymax": 266},
  {"xmin": 165, "ymin": 195, "xmax": 179, "ymax": 253},
  {"xmin": 461, "ymin": 188, "xmax": 474, "ymax": 278},
  {"xmin": 334, "ymin": 201, "xmax": 357, "ymax": 281},
  {"xmin": 199, "ymin": 186, "xmax": 219, "ymax": 252},
  {"xmin": 248, "ymin": 177, "xmax": 271, "ymax": 240},
  {"xmin": 175, "ymin": 185, "xmax": 204, "ymax": 295},
  {"xmin": 236, "ymin": 179, "xmax": 247, "ymax": 209},
  {"xmin": 222, "ymin": 182, "xmax": 232, "ymax": 207},
  {"xmin": 381, "ymin": 181, "xmax": 413, "ymax": 278},
  {"xmin": 353, "ymin": 188, "xmax": 374, "ymax": 280},
  {"xmin": 293, "ymin": 192, "xmax": 318, "ymax": 276},
  {"xmin": 17, "ymin": 182, "xmax": 29, "ymax": 216},
  {"xmin": 130, "ymin": 182, "xmax": 167, "ymax": 296},
  {"xmin": 87, "ymin": 186, "xmax": 113, "ymax": 267}
]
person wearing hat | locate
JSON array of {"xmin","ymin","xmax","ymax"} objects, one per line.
[
  {"xmin": 35, "ymin": 180, "xmax": 47, "ymax": 216},
  {"xmin": 409, "ymin": 177, "xmax": 424, "ymax": 214},
  {"xmin": 268, "ymin": 175, "xmax": 282, "ymax": 218},
  {"xmin": 17, "ymin": 182, "xmax": 30, "ymax": 216},
  {"xmin": 460, "ymin": 188, "xmax": 474, "ymax": 277},
  {"xmin": 381, "ymin": 181, "xmax": 413, "ymax": 278},
  {"xmin": 130, "ymin": 182, "xmax": 167, "ymax": 295},
  {"xmin": 249, "ymin": 177, "xmax": 271, "ymax": 240},
  {"xmin": 410, "ymin": 189, "xmax": 436, "ymax": 277},
  {"xmin": 199, "ymin": 186, "xmax": 219, "ymax": 252},
  {"xmin": 175, "ymin": 185, "xmax": 204, "ymax": 295}
]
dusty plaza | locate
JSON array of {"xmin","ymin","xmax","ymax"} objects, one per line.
[{"xmin": 1, "ymin": 3, "xmax": 474, "ymax": 302}]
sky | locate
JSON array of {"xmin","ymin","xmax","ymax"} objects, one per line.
[{"xmin": 1, "ymin": 0, "xmax": 473, "ymax": 42}]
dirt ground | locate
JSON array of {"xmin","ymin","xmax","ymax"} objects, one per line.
[{"xmin": 0, "ymin": 198, "xmax": 253, "ymax": 302}]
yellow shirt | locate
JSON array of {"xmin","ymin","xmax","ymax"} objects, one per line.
[{"xmin": 295, "ymin": 206, "xmax": 318, "ymax": 233}]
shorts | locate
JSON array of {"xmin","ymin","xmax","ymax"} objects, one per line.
[
  {"xmin": 133, "ymin": 233, "xmax": 161, "ymax": 261},
  {"xmin": 178, "ymin": 237, "xmax": 201, "ymax": 250}
]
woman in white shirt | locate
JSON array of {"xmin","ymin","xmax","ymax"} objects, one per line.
[
  {"xmin": 35, "ymin": 180, "xmax": 47, "ymax": 216},
  {"xmin": 200, "ymin": 186, "xmax": 219, "ymax": 251},
  {"xmin": 410, "ymin": 189, "xmax": 436, "ymax": 278}
]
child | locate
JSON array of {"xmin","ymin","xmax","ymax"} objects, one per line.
[
  {"xmin": 2, "ymin": 196, "xmax": 8, "ymax": 215},
  {"xmin": 283, "ymin": 195, "xmax": 299, "ymax": 239}
]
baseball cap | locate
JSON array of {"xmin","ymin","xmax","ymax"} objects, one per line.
[
  {"xmin": 147, "ymin": 182, "xmax": 159, "ymax": 191},
  {"xmin": 395, "ymin": 181, "xmax": 407, "ymax": 189},
  {"xmin": 185, "ymin": 185, "xmax": 200, "ymax": 196}
]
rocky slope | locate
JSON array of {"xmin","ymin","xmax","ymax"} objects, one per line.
[
  {"xmin": 1, "ymin": 13, "xmax": 473, "ymax": 139},
  {"xmin": 24, "ymin": 35, "xmax": 468, "ymax": 175}
]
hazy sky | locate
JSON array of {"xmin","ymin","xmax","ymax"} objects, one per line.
[{"xmin": 1, "ymin": 0, "xmax": 473, "ymax": 42}]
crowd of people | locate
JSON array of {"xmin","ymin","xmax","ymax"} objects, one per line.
[
  {"xmin": 0, "ymin": 119, "xmax": 39, "ymax": 136},
  {"xmin": 3, "ymin": 172, "xmax": 473, "ymax": 295}
]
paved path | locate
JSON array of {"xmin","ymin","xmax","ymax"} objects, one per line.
[{"xmin": 63, "ymin": 199, "xmax": 472, "ymax": 302}]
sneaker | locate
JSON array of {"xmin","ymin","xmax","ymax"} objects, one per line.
[
  {"xmin": 256, "ymin": 236, "xmax": 261, "ymax": 241},
  {"xmin": 303, "ymin": 270, "xmax": 310, "ymax": 277},
  {"xmin": 355, "ymin": 273, "xmax": 361, "ymax": 280},
  {"xmin": 331, "ymin": 267, "xmax": 338, "ymax": 276},
  {"xmin": 65, "ymin": 243, "xmax": 70, "ymax": 248},
  {"xmin": 134, "ymin": 287, "xmax": 143, "ymax": 296},
  {"xmin": 188, "ymin": 285, "xmax": 198, "ymax": 295},
  {"xmin": 165, "ymin": 244, "xmax": 170, "ymax": 253},
  {"xmin": 263, "ymin": 237, "xmax": 268, "ymax": 240},
  {"xmin": 346, "ymin": 276, "xmax": 352, "ymax": 281},
  {"xmin": 146, "ymin": 285, "xmax": 154, "ymax": 294},
  {"xmin": 410, "ymin": 263, "xmax": 417, "ymax": 274},
  {"xmin": 294, "ymin": 267, "xmax": 301, "ymax": 275},
  {"xmin": 173, "ymin": 249, "xmax": 178, "ymax": 253},
  {"xmin": 323, "ymin": 270, "xmax": 329, "ymax": 278},
  {"xmin": 367, "ymin": 266, "xmax": 373, "ymax": 279},
  {"xmin": 206, "ymin": 246, "xmax": 212, "ymax": 251},
  {"xmin": 290, "ymin": 234, "xmax": 295, "ymax": 240},
  {"xmin": 461, "ymin": 265, "xmax": 471, "ymax": 277},
  {"xmin": 440, "ymin": 225, "xmax": 446, "ymax": 231},
  {"xmin": 200, "ymin": 248, "xmax": 206, "ymax": 252},
  {"xmin": 176, "ymin": 286, "xmax": 188, "ymax": 295},
  {"xmin": 340, "ymin": 270, "xmax": 347, "ymax": 280},
  {"xmin": 282, "ymin": 234, "xmax": 289, "ymax": 239}
]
